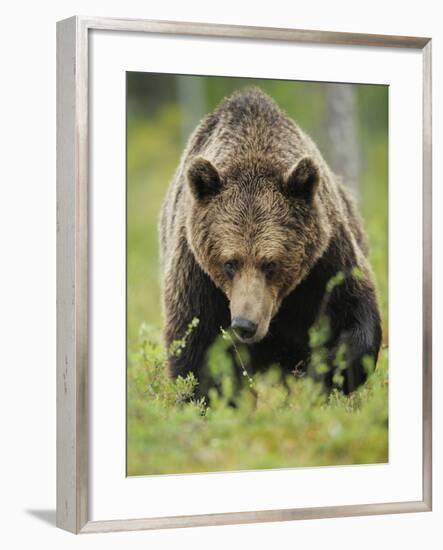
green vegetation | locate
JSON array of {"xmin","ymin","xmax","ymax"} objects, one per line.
[
  {"xmin": 127, "ymin": 322, "xmax": 388, "ymax": 475},
  {"xmin": 127, "ymin": 74, "xmax": 389, "ymax": 475}
]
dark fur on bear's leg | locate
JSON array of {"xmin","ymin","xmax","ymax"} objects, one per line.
[
  {"xmin": 318, "ymin": 241, "xmax": 383, "ymax": 394},
  {"xmin": 317, "ymin": 283, "xmax": 382, "ymax": 394},
  {"xmin": 163, "ymin": 236, "xmax": 231, "ymax": 397}
]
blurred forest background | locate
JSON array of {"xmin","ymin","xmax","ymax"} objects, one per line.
[{"xmin": 127, "ymin": 73, "xmax": 389, "ymax": 475}]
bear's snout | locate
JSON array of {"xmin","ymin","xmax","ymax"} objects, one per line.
[
  {"xmin": 231, "ymin": 318, "xmax": 258, "ymax": 341},
  {"xmin": 229, "ymin": 270, "xmax": 274, "ymax": 344}
]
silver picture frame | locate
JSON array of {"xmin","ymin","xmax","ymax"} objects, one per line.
[{"xmin": 56, "ymin": 16, "xmax": 432, "ymax": 534}]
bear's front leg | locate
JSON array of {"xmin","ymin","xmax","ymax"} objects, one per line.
[
  {"xmin": 328, "ymin": 321, "xmax": 382, "ymax": 394},
  {"xmin": 312, "ymin": 276, "xmax": 382, "ymax": 394},
  {"xmin": 162, "ymin": 239, "xmax": 230, "ymax": 395}
]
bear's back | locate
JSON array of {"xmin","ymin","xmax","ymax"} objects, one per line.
[{"xmin": 185, "ymin": 88, "xmax": 312, "ymax": 171}]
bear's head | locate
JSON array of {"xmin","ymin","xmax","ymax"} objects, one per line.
[{"xmin": 185, "ymin": 156, "xmax": 332, "ymax": 343}]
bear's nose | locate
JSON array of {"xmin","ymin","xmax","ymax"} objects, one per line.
[{"xmin": 231, "ymin": 318, "xmax": 258, "ymax": 341}]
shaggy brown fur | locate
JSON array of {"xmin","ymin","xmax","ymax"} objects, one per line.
[{"xmin": 159, "ymin": 87, "xmax": 381, "ymax": 395}]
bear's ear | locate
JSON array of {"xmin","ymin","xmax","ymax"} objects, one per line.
[
  {"xmin": 283, "ymin": 157, "xmax": 320, "ymax": 201},
  {"xmin": 187, "ymin": 157, "xmax": 222, "ymax": 202}
]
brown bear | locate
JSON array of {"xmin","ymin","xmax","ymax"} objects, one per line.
[{"xmin": 159, "ymin": 87, "xmax": 382, "ymax": 395}]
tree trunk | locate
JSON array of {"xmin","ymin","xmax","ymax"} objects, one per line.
[
  {"xmin": 177, "ymin": 77, "xmax": 205, "ymax": 146},
  {"xmin": 326, "ymin": 84, "xmax": 360, "ymax": 199}
]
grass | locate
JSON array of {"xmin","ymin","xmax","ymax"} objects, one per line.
[
  {"xmin": 127, "ymin": 323, "xmax": 388, "ymax": 475},
  {"xmin": 126, "ymin": 76, "xmax": 389, "ymax": 475}
]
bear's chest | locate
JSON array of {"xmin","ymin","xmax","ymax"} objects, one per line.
[{"xmin": 247, "ymin": 284, "xmax": 323, "ymax": 374}]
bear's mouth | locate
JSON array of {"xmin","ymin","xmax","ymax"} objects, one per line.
[{"xmin": 232, "ymin": 331, "xmax": 263, "ymax": 345}]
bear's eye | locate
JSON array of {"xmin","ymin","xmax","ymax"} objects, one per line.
[
  {"xmin": 262, "ymin": 261, "xmax": 279, "ymax": 280},
  {"xmin": 223, "ymin": 260, "xmax": 239, "ymax": 278}
]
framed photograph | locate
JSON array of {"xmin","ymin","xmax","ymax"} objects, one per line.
[{"xmin": 56, "ymin": 16, "xmax": 432, "ymax": 533}]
